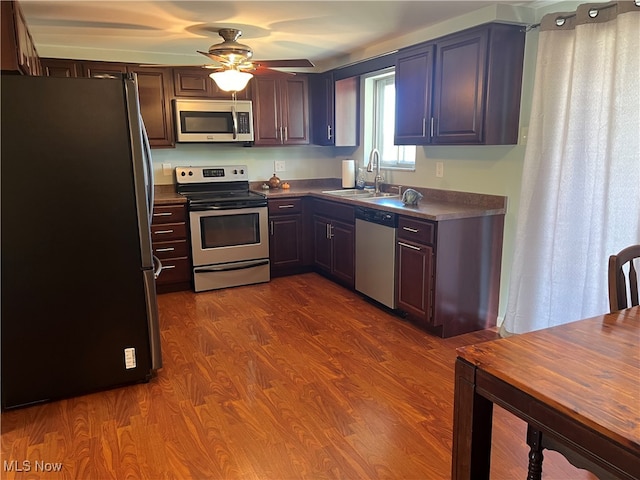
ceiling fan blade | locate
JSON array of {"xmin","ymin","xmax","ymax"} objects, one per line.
[
  {"xmin": 252, "ymin": 65, "xmax": 296, "ymax": 76},
  {"xmin": 138, "ymin": 63, "xmax": 221, "ymax": 69},
  {"xmin": 253, "ymin": 59, "xmax": 315, "ymax": 68},
  {"xmin": 197, "ymin": 50, "xmax": 229, "ymax": 65}
]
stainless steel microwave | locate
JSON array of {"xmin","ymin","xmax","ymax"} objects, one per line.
[{"xmin": 173, "ymin": 99, "xmax": 254, "ymax": 143}]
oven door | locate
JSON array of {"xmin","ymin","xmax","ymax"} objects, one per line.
[{"xmin": 190, "ymin": 206, "xmax": 269, "ymax": 267}]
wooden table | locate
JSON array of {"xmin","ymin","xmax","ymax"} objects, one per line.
[{"xmin": 451, "ymin": 306, "xmax": 640, "ymax": 480}]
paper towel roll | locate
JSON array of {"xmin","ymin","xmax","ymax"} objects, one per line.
[{"xmin": 342, "ymin": 159, "xmax": 355, "ymax": 188}]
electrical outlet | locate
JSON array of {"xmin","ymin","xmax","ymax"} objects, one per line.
[
  {"xmin": 520, "ymin": 126, "xmax": 529, "ymax": 146},
  {"xmin": 436, "ymin": 162, "xmax": 444, "ymax": 178},
  {"xmin": 162, "ymin": 162, "xmax": 172, "ymax": 176},
  {"xmin": 274, "ymin": 160, "xmax": 286, "ymax": 172}
]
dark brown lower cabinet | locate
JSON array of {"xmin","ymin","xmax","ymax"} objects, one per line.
[
  {"xmin": 396, "ymin": 214, "xmax": 504, "ymax": 338},
  {"xmin": 397, "ymin": 237, "xmax": 434, "ymax": 328},
  {"xmin": 312, "ymin": 199, "xmax": 355, "ymax": 289},
  {"xmin": 151, "ymin": 203, "xmax": 191, "ymax": 293},
  {"xmin": 268, "ymin": 198, "xmax": 308, "ymax": 277}
]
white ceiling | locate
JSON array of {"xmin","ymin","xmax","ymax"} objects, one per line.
[{"xmin": 21, "ymin": 1, "xmax": 546, "ymax": 70}]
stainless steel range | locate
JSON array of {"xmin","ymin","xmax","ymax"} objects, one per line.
[{"xmin": 176, "ymin": 165, "xmax": 269, "ymax": 292}]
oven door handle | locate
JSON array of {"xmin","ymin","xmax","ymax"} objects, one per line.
[{"xmin": 195, "ymin": 259, "xmax": 269, "ymax": 273}]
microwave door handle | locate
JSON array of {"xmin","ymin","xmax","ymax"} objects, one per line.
[{"xmin": 231, "ymin": 106, "xmax": 238, "ymax": 140}]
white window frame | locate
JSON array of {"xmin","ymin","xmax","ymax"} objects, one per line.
[{"xmin": 362, "ymin": 68, "xmax": 416, "ymax": 171}]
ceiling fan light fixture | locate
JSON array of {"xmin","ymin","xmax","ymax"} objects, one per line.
[{"xmin": 210, "ymin": 69, "xmax": 253, "ymax": 92}]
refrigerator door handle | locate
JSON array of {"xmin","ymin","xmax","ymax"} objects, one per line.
[
  {"xmin": 153, "ymin": 255, "xmax": 163, "ymax": 279},
  {"xmin": 139, "ymin": 115, "xmax": 154, "ymax": 224}
]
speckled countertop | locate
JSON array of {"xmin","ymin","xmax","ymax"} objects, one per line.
[
  {"xmin": 154, "ymin": 179, "xmax": 507, "ymax": 221},
  {"xmin": 253, "ymin": 179, "xmax": 507, "ymax": 221},
  {"xmin": 154, "ymin": 185, "xmax": 186, "ymax": 205}
]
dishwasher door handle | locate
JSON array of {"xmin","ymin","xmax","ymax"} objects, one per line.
[{"xmin": 398, "ymin": 241, "xmax": 422, "ymax": 251}]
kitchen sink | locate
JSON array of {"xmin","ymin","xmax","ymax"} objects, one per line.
[{"xmin": 322, "ymin": 189, "xmax": 398, "ymax": 199}]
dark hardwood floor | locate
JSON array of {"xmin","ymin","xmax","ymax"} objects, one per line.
[{"xmin": 1, "ymin": 273, "xmax": 595, "ymax": 479}]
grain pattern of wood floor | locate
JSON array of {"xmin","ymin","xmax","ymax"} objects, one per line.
[{"xmin": 1, "ymin": 273, "xmax": 595, "ymax": 479}]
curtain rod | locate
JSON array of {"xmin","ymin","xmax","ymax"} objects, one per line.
[{"xmin": 522, "ymin": 1, "xmax": 634, "ymax": 32}]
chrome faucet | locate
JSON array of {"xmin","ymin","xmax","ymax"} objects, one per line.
[{"xmin": 366, "ymin": 148, "xmax": 383, "ymax": 194}]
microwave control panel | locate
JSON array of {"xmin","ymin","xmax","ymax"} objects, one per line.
[{"xmin": 237, "ymin": 112, "xmax": 251, "ymax": 134}]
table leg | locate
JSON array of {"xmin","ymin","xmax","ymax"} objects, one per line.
[
  {"xmin": 452, "ymin": 358, "xmax": 494, "ymax": 480},
  {"xmin": 526, "ymin": 426, "xmax": 544, "ymax": 480}
]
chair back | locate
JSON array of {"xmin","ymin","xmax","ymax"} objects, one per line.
[{"xmin": 608, "ymin": 245, "xmax": 640, "ymax": 312}]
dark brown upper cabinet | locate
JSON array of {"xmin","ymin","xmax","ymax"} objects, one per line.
[
  {"xmin": 252, "ymin": 75, "xmax": 309, "ymax": 146},
  {"xmin": 394, "ymin": 44, "xmax": 435, "ymax": 145},
  {"xmin": 395, "ymin": 23, "xmax": 525, "ymax": 146},
  {"xmin": 173, "ymin": 67, "xmax": 251, "ymax": 100},
  {"xmin": 127, "ymin": 66, "xmax": 174, "ymax": 148},
  {"xmin": 1, "ymin": 1, "xmax": 41, "ymax": 75},
  {"xmin": 310, "ymin": 72, "xmax": 359, "ymax": 147},
  {"xmin": 41, "ymin": 58, "xmax": 80, "ymax": 78}
]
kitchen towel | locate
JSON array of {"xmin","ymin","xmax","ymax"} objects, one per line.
[{"xmin": 342, "ymin": 159, "xmax": 355, "ymax": 188}]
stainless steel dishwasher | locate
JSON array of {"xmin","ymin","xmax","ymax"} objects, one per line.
[{"xmin": 355, "ymin": 206, "xmax": 398, "ymax": 309}]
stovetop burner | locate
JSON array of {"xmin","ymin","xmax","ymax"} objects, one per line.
[{"xmin": 175, "ymin": 165, "xmax": 266, "ymax": 209}]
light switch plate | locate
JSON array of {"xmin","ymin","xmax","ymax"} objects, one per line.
[
  {"xmin": 436, "ymin": 162, "xmax": 444, "ymax": 178},
  {"xmin": 274, "ymin": 160, "xmax": 286, "ymax": 172},
  {"xmin": 162, "ymin": 163, "xmax": 172, "ymax": 176}
]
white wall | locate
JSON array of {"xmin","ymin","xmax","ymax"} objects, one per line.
[{"xmin": 151, "ymin": 144, "xmax": 343, "ymax": 185}]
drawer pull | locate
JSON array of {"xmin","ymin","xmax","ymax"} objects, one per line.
[
  {"xmin": 278, "ymin": 204, "xmax": 295, "ymax": 209},
  {"xmin": 154, "ymin": 229, "xmax": 174, "ymax": 234},
  {"xmin": 153, "ymin": 212, "xmax": 173, "ymax": 217},
  {"xmin": 155, "ymin": 247, "xmax": 175, "ymax": 253},
  {"xmin": 402, "ymin": 227, "xmax": 419, "ymax": 233},
  {"xmin": 162, "ymin": 264, "xmax": 176, "ymax": 270},
  {"xmin": 398, "ymin": 241, "xmax": 421, "ymax": 251}
]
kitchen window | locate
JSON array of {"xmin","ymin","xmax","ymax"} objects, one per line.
[{"xmin": 363, "ymin": 69, "xmax": 416, "ymax": 170}]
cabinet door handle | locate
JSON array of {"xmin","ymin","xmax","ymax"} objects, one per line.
[
  {"xmin": 153, "ymin": 212, "xmax": 173, "ymax": 217},
  {"xmin": 402, "ymin": 226, "xmax": 419, "ymax": 233},
  {"xmin": 270, "ymin": 220, "xmax": 274, "ymax": 236},
  {"xmin": 327, "ymin": 124, "xmax": 332, "ymax": 140},
  {"xmin": 398, "ymin": 241, "xmax": 421, "ymax": 251},
  {"xmin": 279, "ymin": 127, "xmax": 284, "ymax": 144},
  {"xmin": 154, "ymin": 229, "xmax": 174, "ymax": 235},
  {"xmin": 430, "ymin": 117, "xmax": 435, "ymax": 138},
  {"xmin": 162, "ymin": 264, "xmax": 176, "ymax": 270},
  {"xmin": 422, "ymin": 117, "xmax": 426, "ymax": 137},
  {"xmin": 155, "ymin": 247, "xmax": 175, "ymax": 253},
  {"xmin": 326, "ymin": 223, "xmax": 330, "ymax": 239},
  {"xmin": 278, "ymin": 204, "xmax": 295, "ymax": 209},
  {"xmin": 284, "ymin": 126, "xmax": 288, "ymax": 142},
  {"xmin": 329, "ymin": 224, "xmax": 334, "ymax": 239}
]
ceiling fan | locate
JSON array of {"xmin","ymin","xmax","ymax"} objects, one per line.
[
  {"xmin": 182, "ymin": 28, "xmax": 314, "ymax": 92},
  {"xmin": 199, "ymin": 28, "xmax": 314, "ymax": 72}
]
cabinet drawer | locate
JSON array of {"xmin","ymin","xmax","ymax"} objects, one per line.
[
  {"xmin": 151, "ymin": 222, "xmax": 186, "ymax": 242},
  {"xmin": 152, "ymin": 239, "xmax": 189, "ymax": 260},
  {"xmin": 398, "ymin": 217, "xmax": 435, "ymax": 245},
  {"xmin": 156, "ymin": 257, "xmax": 190, "ymax": 285},
  {"xmin": 269, "ymin": 197, "xmax": 303, "ymax": 214},
  {"xmin": 313, "ymin": 199, "xmax": 354, "ymax": 223},
  {"xmin": 152, "ymin": 204, "xmax": 186, "ymax": 224}
]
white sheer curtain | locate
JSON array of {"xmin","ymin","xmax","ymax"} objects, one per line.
[{"xmin": 502, "ymin": 3, "xmax": 640, "ymax": 334}]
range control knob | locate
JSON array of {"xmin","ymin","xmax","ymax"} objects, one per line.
[
  {"xmin": 233, "ymin": 169, "xmax": 238, "ymax": 175},
  {"xmin": 188, "ymin": 171, "xmax": 193, "ymax": 176},
  {"xmin": 240, "ymin": 169, "xmax": 245, "ymax": 174},
  {"xmin": 180, "ymin": 171, "xmax": 186, "ymax": 176}
]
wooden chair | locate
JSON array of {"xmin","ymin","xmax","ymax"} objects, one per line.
[
  {"xmin": 525, "ymin": 245, "xmax": 640, "ymax": 480},
  {"xmin": 608, "ymin": 244, "xmax": 640, "ymax": 312}
]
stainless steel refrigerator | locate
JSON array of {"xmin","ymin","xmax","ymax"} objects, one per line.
[{"xmin": 1, "ymin": 74, "xmax": 163, "ymax": 409}]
